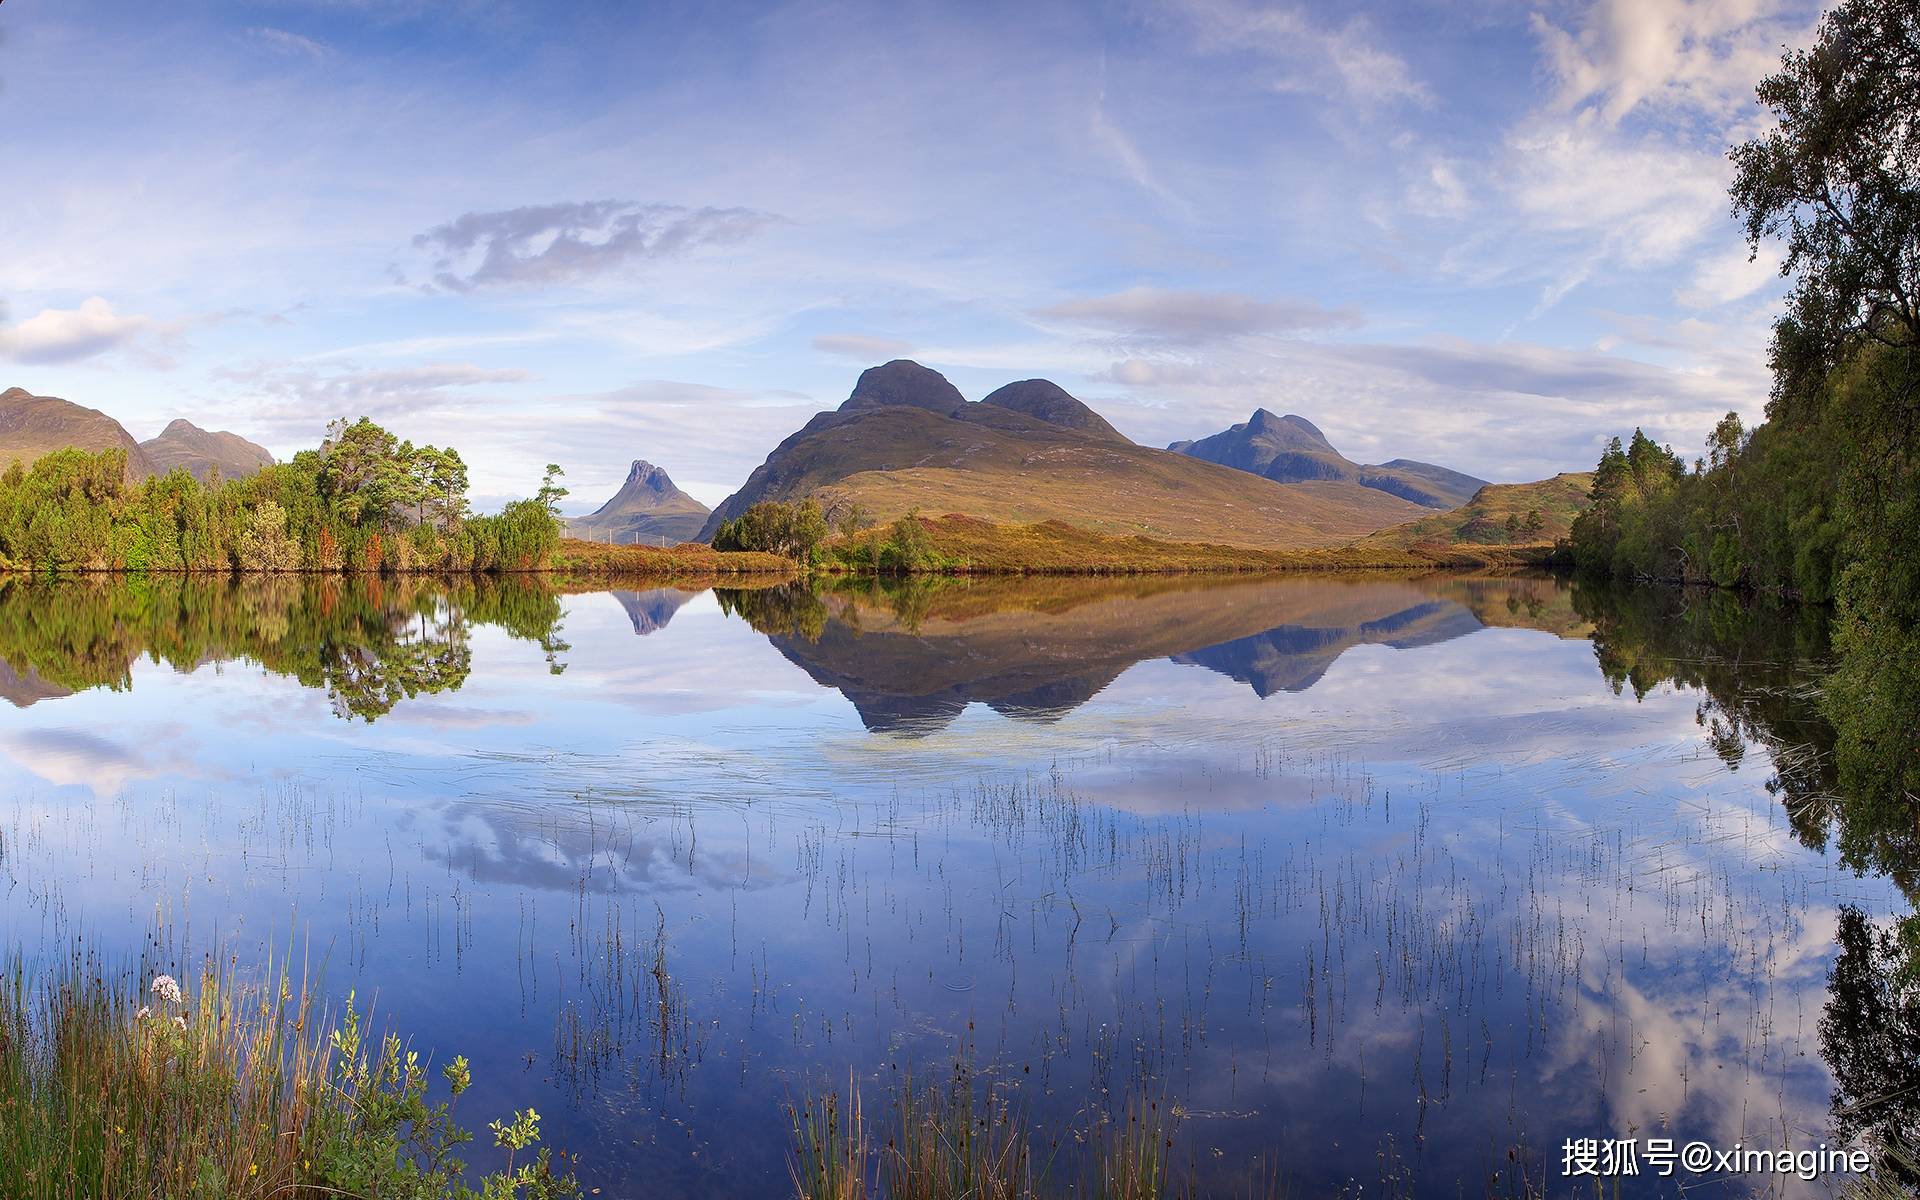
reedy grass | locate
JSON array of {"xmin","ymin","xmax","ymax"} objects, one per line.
[
  {"xmin": 789, "ymin": 1059, "xmax": 1257, "ymax": 1200},
  {"xmin": 0, "ymin": 950, "xmax": 577, "ymax": 1200}
]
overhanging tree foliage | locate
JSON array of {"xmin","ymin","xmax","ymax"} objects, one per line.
[{"xmin": 1571, "ymin": 0, "xmax": 1920, "ymax": 807}]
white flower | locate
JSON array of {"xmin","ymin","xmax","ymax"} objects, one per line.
[
  {"xmin": 150, "ymin": 975, "xmax": 182, "ymax": 1004},
  {"xmin": 136, "ymin": 1005, "xmax": 151, "ymax": 1020},
  {"xmin": 172, "ymin": 1015, "xmax": 188, "ymax": 1033}
]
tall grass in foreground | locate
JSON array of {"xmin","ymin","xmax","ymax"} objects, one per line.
[
  {"xmin": 790, "ymin": 1060, "xmax": 1247, "ymax": 1200},
  {"xmin": 0, "ymin": 952, "xmax": 577, "ymax": 1200}
]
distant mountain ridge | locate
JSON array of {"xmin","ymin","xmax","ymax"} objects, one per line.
[
  {"xmin": 1, "ymin": 388, "xmax": 273, "ymax": 482},
  {"xmin": 697, "ymin": 360, "xmax": 1427, "ymax": 549},
  {"xmin": 568, "ymin": 460, "xmax": 711, "ymax": 545},
  {"xmin": 0, "ymin": 387, "xmax": 157, "ymax": 479},
  {"xmin": 1170, "ymin": 408, "xmax": 1486, "ymax": 509},
  {"xmin": 139, "ymin": 419, "xmax": 274, "ymax": 481}
]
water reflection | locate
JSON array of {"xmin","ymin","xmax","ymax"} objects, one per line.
[
  {"xmin": 1566, "ymin": 579, "xmax": 1920, "ymax": 1182},
  {"xmin": 0, "ymin": 571, "xmax": 1914, "ymax": 1196},
  {"xmin": 0, "ymin": 574, "xmax": 569, "ymax": 720},
  {"xmin": 718, "ymin": 573, "xmax": 1587, "ymax": 731},
  {"xmin": 0, "ymin": 573, "xmax": 1591, "ymax": 728}
]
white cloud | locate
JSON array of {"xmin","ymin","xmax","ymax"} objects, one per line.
[
  {"xmin": 0, "ymin": 297, "xmax": 152, "ymax": 364},
  {"xmin": 1506, "ymin": 114, "xmax": 1729, "ymax": 272},
  {"xmin": 1471, "ymin": 0, "xmax": 1818, "ymax": 318},
  {"xmin": 1532, "ymin": 0, "xmax": 1809, "ymax": 125}
]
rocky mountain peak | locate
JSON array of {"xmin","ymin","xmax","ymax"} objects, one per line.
[{"xmin": 841, "ymin": 359, "xmax": 966, "ymax": 415}]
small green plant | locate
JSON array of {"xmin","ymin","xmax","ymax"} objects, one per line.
[{"xmin": 0, "ymin": 954, "xmax": 581, "ymax": 1200}]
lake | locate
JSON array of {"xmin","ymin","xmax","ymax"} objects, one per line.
[{"xmin": 0, "ymin": 571, "xmax": 1904, "ymax": 1197}]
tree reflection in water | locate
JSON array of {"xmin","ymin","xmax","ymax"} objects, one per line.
[
  {"xmin": 1575, "ymin": 578, "xmax": 1920, "ymax": 1176},
  {"xmin": 0, "ymin": 573, "xmax": 568, "ymax": 721}
]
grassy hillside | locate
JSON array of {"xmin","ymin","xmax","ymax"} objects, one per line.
[{"xmin": 1360, "ymin": 473, "xmax": 1593, "ymax": 563}]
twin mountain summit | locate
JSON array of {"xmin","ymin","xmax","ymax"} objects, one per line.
[{"xmin": 0, "ymin": 360, "xmax": 1587, "ymax": 553}]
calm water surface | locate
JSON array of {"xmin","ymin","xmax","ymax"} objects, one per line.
[{"xmin": 0, "ymin": 573, "xmax": 1899, "ymax": 1197}]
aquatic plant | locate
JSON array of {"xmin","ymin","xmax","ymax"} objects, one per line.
[{"xmin": 0, "ymin": 952, "xmax": 579, "ymax": 1200}]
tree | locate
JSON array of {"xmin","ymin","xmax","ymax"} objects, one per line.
[
  {"xmin": 536, "ymin": 464, "xmax": 568, "ymax": 518},
  {"xmin": 877, "ymin": 511, "xmax": 934, "ymax": 574},
  {"xmin": 238, "ymin": 500, "xmax": 300, "ymax": 572},
  {"xmin": 1706, "ymin": 412, "xmax": 1747, "ymax": 472},
  {"xmin": 711, "ymin": 499, "xmax": 827, "ymax": 562},
  {"xmin": 420, "ymin": 447, "xmax": 470, "ymax": 533},
  {"xmin": 319, "ymin": 418, "xmax": 413, "ymax": 529},
  {"xmin": 1729, "ymin": 0, "xmax": 1920, "ymax": 808},
  {"xmin": 1731, "ymin": 0, "xmax": 1920, "ymax": 382}
]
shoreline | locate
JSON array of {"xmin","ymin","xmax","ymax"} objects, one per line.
[{"xmin": 0, "ymin": 530, "xmax": 1566, "ymax": 580}]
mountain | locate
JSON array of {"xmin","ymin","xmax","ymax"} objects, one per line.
[
  {"xmin": 1170, "ymin": 409, "xmax": 1487, "ymax": 509},
  {"xmin": 0, "ymin": 387, "xmax": 156, "ymax": 479},
  {"xmin": 1360, "ymin": 472, "xmax": 1594, "ymax": 558},
  {"xmin": 138, "ymin": 419, "xmax": 274, "ymax": 481},
  {"xmin": 698, "ymin": 361, "xmax": 1427, "ymax": 548},
  {"xmin": 979, "ymin": 379, "xmax": 1129, "ymax": 443},
  {"xmin": 567, "ymin": 460, "xmax": 712, "ymax": 546}
]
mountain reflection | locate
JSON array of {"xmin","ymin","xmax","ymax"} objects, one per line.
[
  {"xmin": 611, "ymin": 588, "xmax": 698, "ymax": 636},
  {"xmin": 716, "ymin": 573, "xmax": 1589, "ymax": 732}
]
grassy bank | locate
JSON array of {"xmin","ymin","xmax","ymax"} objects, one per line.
[
  {"xmin": 548, "ymin": 536, "xmax": 796, "ymax": 577},
  {"xmin": 0, "ymin": 953, "xmax": 577, "ymax": 1200},
  {"xmin": 821, "ymin": 512, "xmax": 1518, "ymax": 575}
]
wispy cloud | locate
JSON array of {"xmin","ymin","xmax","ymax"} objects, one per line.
[
  {"xmin": 244, "ymin": 27, "xmax": 331, "ymax": 60},
  {"xmin": 1165, "ymin": 0, "xmax": 1429, "ymax": 109},
  {"xmin": 409, "ymin": 201, "xmax": 779, "ymax": 292},
  {"xmin": 811, "ymin": 334, "xmax": 912, "ymax": 361},
  {"xmin": 1032, "ymin": 286, "xmax": 1361, "ymax": 343},
  {"xmin": 214, "ymin": 360, "xmax": 531, "ymax": 439}
]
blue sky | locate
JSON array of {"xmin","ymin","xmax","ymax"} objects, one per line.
[{"xmin": 0, "ymin": 0, "xmax": 1819, "ymax": 509}]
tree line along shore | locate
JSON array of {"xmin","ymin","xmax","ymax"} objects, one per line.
[{"xmin": 0, "ymin": 430, "xmax": 1550, "ymax": 580}]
